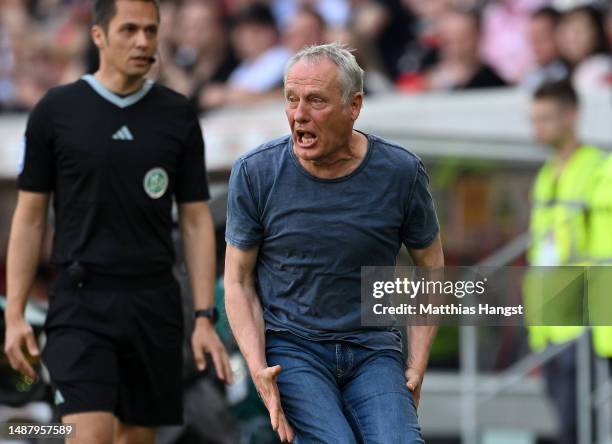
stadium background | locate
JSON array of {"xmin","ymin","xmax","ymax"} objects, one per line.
[{"xmin": 0, "ymin": 0, "xmax": 611, "ymax": 442}]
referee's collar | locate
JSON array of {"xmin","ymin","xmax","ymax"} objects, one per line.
[{"xmin": 81, "ymin": 74, "xmax": 154, "ymax": 108}]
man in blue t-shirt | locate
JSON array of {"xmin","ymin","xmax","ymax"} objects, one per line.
[{"xmin": 225, "ymin": 43, "xmax": 443, "ymax": 443}]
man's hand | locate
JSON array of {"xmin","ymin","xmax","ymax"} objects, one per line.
[
  {"xmin": 191, "ymin": 318, "xmax": 233, "ymax": 383},
  {"xmin": 405, "ymin": 366, "xmax": 424, "ymax": 409},
  {"xmin": 4, "ymin": 316, "xmax": 39, "ymax": 380},
  {"xmin": 254, "ymin": 365, "xmax": 294, "ymax": 443}
]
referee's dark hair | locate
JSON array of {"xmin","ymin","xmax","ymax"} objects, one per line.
[
  {"xmin": 93, "ymin": 0, "xmax": 160, "ymax": 32},
  {"xmin": 533, "ymin": 80, "xmax": 578, "ymax": 109}
]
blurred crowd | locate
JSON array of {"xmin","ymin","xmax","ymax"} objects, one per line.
[{"xmin": 0, "ymin": 0, "xmax": 611, "ymax": 114}]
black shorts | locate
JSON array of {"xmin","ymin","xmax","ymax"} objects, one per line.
[{"xmin": 42, "ymin": 267, "xmax": 184, "ymax": 426}]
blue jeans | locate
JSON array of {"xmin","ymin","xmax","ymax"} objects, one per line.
[{"xmin": 265, "ymin": 331, "xmax": 424, "ymax": 443}]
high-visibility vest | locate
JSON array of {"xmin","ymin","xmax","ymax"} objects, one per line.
[
  {"xmin": 585, "ymin": 154, "xmax": 612, "ymax": 357},
  {"xmin": 525, "ymin": 145, "xmax": 603, "ymax": 351}
]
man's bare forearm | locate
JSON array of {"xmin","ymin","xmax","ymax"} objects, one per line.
[
  {"xmin": 407, "ymin": 325, "xmax": 437, "ymax": 373},
  {"xmin": 224, "ymin": 245, "xmax": 268, "ymax": 376},
  {"xmin": 179, "ymin": 202, "xmax": 216, "ymax": 310},
  {"xmin": 406, "ymin": 235, "xmax": 444, "ymax": 373},
  {"xmin": 6, "ymin": 193, "xmax": 49, "ymax": 321},
  {"xmin": 225, "ymin": 278, "xmax": 267, "ymax": 376}
]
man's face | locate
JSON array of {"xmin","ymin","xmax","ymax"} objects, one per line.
[
  {"xmin": 557, "ymin": 12, "xmax": 598, "ymax": 65},
  {"xmin": 231, "ymin": 23, "xmax": 276, "ymax": 61},
  {"xmin": 176, "ymin": 3, "xmax": 220, "ymax": 52},
  {"xmin": 283, "ymin": 12, "xmax": 325, "ymax": 53},
  {"xmin": 529, "ymin": 16, "xmax": 558, "ymax": 66},
  {"xmin": 439, "ymin": 12, "xmax": 479, "ymax": 62},
  {"xmin": 530, "ymin": 98, "xmax": 576, "ymax": 146},
  {"xmin": 284, "ymin": 58, "xmax": 362, "ymax": 162},
  {"xmin": 93, "ymin": 0, "xmax": 159, "ymax": 79}
]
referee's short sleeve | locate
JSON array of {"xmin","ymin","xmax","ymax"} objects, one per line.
[
  {"xmin": 18, "ymin": 93, "xmax": 55, "ymax": 192},
  {"xmin": 175, "ymin": 111, "xmax": 210, "ymax": 203},
  {"xmin": 225, "ymin": 159, "xmax": 263, "ymax": 249}
]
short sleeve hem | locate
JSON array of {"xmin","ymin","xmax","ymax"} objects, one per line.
[
  {"xmin": 16, "ymin": 183, "xmax": 53, "ymax": 193},
  {"xmin": 404, "ymin": 228, "xmax": 439, "ymax": 250},
  {"xmin": 225, "ymin": 235, "xmax": 260, "ymax": 250},
  {"xmin": 175, "ymin": 192, "xmax": 210, "ymax": 204}
]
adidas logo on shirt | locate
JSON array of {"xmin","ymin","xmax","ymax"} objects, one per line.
[
  {"xmin": 112, "ymin": 125, "xmax": 134, "ymax": 141},
  {"xmin": 54, "ymin": 389, "xmax": 65, "ymax": 405}
]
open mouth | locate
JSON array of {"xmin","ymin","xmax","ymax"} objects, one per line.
[{"xmin": 296, "ymin": 130, "xmax": 317, "ymax": 148}]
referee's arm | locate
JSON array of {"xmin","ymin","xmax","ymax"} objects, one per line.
[
  {"xmin": 179, "ymin": 201, "xmax": 233, "ymax": 383},
  {"xmin": 4, "ymin": 191, "xmax": 50, "ymax": 380}
]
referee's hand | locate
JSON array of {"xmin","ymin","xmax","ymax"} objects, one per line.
[
  {"xmin": 4, "ymin": 316, "xmax": 39, "ymax": 380},
  {"xmin": 191, "ymin": 318, "xmax": 233, "ymax": 384}
]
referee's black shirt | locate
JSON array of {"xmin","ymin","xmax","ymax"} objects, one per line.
[{"xmin": 18, "ymin": 75, "xmax": 210, "ymax": 276}]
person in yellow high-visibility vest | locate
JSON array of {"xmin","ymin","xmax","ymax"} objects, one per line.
[
  {"xmin": 523, "ymin": 80, "xmax": 604, "ymax": 444},
  {"xmin": 579, "ymin": 147, "xmax": 612, "ymax": 444},
  {"xmin": 585, "ymin": 155, "xmax": 612, "ymax": 361}
]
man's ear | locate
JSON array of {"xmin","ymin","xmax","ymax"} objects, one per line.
[
  {"xmin": 91, "ymin": 25, "xmax": 106, "ymax": 50},
  {"xmin": 350, "ymin": 92, "xmax": 364, "ymax": 121}
]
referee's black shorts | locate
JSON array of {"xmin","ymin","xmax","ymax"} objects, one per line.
[{"xmin": 42, "ymin": 265, "xmax": 184, "ymax": 426}]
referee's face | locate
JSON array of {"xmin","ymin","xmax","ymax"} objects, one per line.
[
  {"xmin": 285, "ymin": 58, "xmax": 362, "ymax": 163},
  {"xmin": 94, "ymin": 0, "xmax": 159, "ymax": 79}
]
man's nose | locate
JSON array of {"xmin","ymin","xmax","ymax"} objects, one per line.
[
  {"xmin": 294, "ymin": 101, "xmax": 310, "ymax": 122},
  {"xmin": 135, "ymin": 30, "xmax": 150, "ymax": 48}
]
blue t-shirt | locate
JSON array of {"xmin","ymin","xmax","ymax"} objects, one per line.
[{"xmin": 225, "ymin": 133, "xmax": 439, "ymax": 351}]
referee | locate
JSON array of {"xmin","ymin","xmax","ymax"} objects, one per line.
[{"xmin": 3, "ymin": 1, "xmax": 232, "ymax": 443}]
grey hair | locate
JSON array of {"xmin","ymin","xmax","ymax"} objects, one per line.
[{"xmin": 284, "ymin": 42, "xmax": 364, "ymax": 105}]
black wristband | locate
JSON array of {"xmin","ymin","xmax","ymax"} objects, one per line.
[{"xmin": 193, "ymin": 307, "xmax": 219, "ymax": 324}]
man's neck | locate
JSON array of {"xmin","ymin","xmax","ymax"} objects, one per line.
[
  {"xmin": 553, "ymin": 136, "xmax": 580, "ymax": 174},
  {"xmin": 94, "ymin": 67, "xmax": 145, "ymax": 96},
  {"xmin": 449, "ymin": 54, "xmax": 479, "ymax": 69},
  {"xmin": 298, "ymin": 131, "xmax": 368, "ymax": 180}
]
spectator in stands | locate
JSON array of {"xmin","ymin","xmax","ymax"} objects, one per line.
[
  {"xmin": 271, "ymin": 0, "xmax": 350, "ymax": 29},
  {"xmin": 0, "ymin": 0, "xmax": 26, "ymax": 111},
  {"xmin": 424, "ymin": 8, "xmax": 506, "ymax": 91},
  {"xmin": 326, "ymin": 26, "xmax": 394, "ymax": 94},
  {"xmin": 2, "ymin": 0, "xmax": 88, "ymax": 111},
  {"xmin": 283, "ymin": 5, "xmax": 327, "ymax": 54},
  {"xmin": 351, "ymin": 0, "xmax": 416, "ymax": 80},
  {"xmin": 199, "ymin": 4, "xmax": 290, "ymax": 110},
  {"xmin": 607, "ymin": 6, "xmax": 612, "ymax": 49},
  {"xmin": 557, "ymin": 5, "xmax": 611, "ymax": 92},
  {"xmin": 403, "ymin": 0, "xmax": 452, "ymax": 30},
  {"xmin": 393, "ymin": 0, "xmax": 452, "ymax": 91},
  {"xmin": 522, "ymin": 6, "xmax": 568, "ymax": 91},
  {"xmin": 480, "ymin": 0, "xmax": 547, "ymax": 84},
  {"xmin": 0, "ymin": 22, "xmax": 13, "ymax": 112},
  {"xmin": 161, "ymin": 1, "xmax": 237, "ymax": 112}
]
